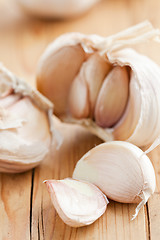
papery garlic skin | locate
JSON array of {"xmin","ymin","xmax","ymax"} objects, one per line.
[
  {"xmin": 0, "ymin": 64, "xmax": 55, "ymax": 173},
  {"xmin": 16, "ymin": 0, "xmax": 100, "ymax": 18},
  {"xmin": 37, "ymin": 22, "xmax": 160, "ymax": 147},
  {"xmin": 73, "ymin": 141, "xmax": 156, "ymax": 218},
  {"xmin": 108, "ymin": 48, "xmax": 160, "ymax": 146},
  {"xmin": 44, "ymin": 178, "xmax": 108, "ymax": 227}
]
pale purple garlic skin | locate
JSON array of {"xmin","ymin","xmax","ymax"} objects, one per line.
[
  {"xmin": 0, "ymin": 64, "xmax": 56, "ymax": 173},
  {"xmin": 37, "ymin": 21, "xmax": 160, "ymax": 147},
  {"xmin": 44, "ymin": 178, "xmax": 108, "ymax": 227}
]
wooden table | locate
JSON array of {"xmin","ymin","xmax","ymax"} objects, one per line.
[{"xmin": 0, "ymin": 0, "xmax": 160, "ymax": 239}]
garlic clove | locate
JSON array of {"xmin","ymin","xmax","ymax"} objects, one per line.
[
  {"xmin": 69, "ymin": 53, "xmax": 110, "ymax": 118},
  {"xmin": 44, "ymin": 178, "xmax": 108, "ymax": 227},
  {"xmin": 0, "ymin": 64, "xmax": 56, "ymax": 173},
  {"xmin": 94, "ymin": 66, "xmax": 129, "ymax": 128},
  {"xmin": 68, "ymin": 67, "xmax": 89, "ymax": 119},
  {"xmin": 73, "ymin": 141, "xmax": 156, "ymax": 218},
  {"xmin": 113, "ymin": 70, "xmax": 141, "ymax": 140},
  {"xmin": 37, "ymin": 45, "xmax": 86, "ymax": 116},
  {"xmin": 83, "ymin": 53, "xmax": 111, "ymax": 117}
]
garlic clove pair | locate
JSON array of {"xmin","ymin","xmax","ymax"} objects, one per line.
[
  {"xmin": 44, "ymin": 141, "xmax": 155, "ymax": 225},
  {"xmin": 37, "ymin": 21, "xmax": 160, "ymax": 147},
  {"xmin": 44, "ymin": 178, "xmax": 108, "ymax": 227},
  {"xmin": 15, "ymin": 0, "xmax": 100, "ymax": 19},
  {"xmin": 69, "ymin": 53, "xmax": 111, "ymax": 119},
  {"xmin": 73, "ymin": 141, "xmax": 156, "ymax": 219},
  {"xmin": 0, "ymin": 64, "xmax": 57, "ymax": 173}
]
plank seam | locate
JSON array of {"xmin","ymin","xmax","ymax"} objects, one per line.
[
  {"xmin": 41, "ymin": 198, "xmax": 45, "ymax": 240},
  {"xmin": 38, "ymin": 215, "xmax": 40, "ymax": 240},
  {"xmin": 30, "ymin": 169, "xmax": 35, "ymax": 240},
  {"xmin": 146, "ymin": 202, "xmax": 151, "ymax": 240}
]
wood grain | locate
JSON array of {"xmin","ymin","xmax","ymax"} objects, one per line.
[{"xmin": 0, "ymin": 0, "xmax": 160, "ymax": 239}]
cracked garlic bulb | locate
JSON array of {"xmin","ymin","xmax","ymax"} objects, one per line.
[
  {"xmin": 73, "ymin": 141, "xmax": 156, "ymax": 219},
  {"xmin": 0, "ymin": 64, "xmax": 55, "ymax": 173},
  {"xmin": 37, "ymin": 21, "xmax": 160, "ymax": 147},
  {"xmin": 15, "ymin": 0, "xmax": 100, "ymax": 19}
]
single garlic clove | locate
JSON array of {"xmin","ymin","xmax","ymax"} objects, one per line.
[
  {"xmin": 44, "ymin": 178, "xmax": 108, "ymax": 227},
  {"xmin": 113, "ymin": 70, "xmax": 141, "ymax": 140},
  {"xmin": 37, "ymin": 45, "xmax": 86, "ymax": 117},
  {"xmin": 69, "ymin": 53, "xmax": 111, "ymax": 118},
  {"xmin": 73, "ymin": 141, "xmax": 156, "ymax": 219},
  {"xmin": 15, "ymin": 0, "xmax": 100, "ymax": 19},
  {"xmin": 0, "ymin": 64, "xmax": 56, "ymax": 173},
  {"xmin": 94, "ymin": 66, "xmax": 129, "ymax": 128},
  {"xmin": 68, "ymin": 68, "xmax": 89, "ymax": 119}
]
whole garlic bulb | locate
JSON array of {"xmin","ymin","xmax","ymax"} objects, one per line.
[
  {"xmin": 15, "ymin": 0, "xmax": 100, "ymax": 18},
  {"xmin": 37, "ymin": 21, "xmax": 160, "ymax": 147},
  {"xmin": 0, "ymin": 64, "xmax": 56, "ymax": 173},
  {"xmin": 44, "ymin": 178, "xmax": 108, "ymax": 227},
  {"xmin": 73, "ymin": 141, "xmax": 156, "ymax": 219}
]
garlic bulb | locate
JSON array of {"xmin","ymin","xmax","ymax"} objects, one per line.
[
  {"xmin": 15, "ymin": 0, "xmax": 100, "ymax": 19},
  {"xmin": 44, "ymin": 178, "xmax": 108, "ymax": 227},
  {"xmin": 37, "ymin": 21, "xmax": 160, "ymax": 147},
  {"xmin": 73, "ymin": 141, "xmax": 156, "ymax": 219},
  {"xmin": 0, "ymin": 64, "xmax": 56, "ymax": 173}
]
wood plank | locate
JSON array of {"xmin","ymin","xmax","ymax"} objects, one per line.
[
  {"xmin": 0, "ymin": 172, "xmax": 31, "ymax": 240},
  {"xmin": 147, "ymin": 148, "xmax": 160, "ymax": 240},
  {"xmin": 0, "ymin": 0, "xmax": 160, "ymax": 239}
]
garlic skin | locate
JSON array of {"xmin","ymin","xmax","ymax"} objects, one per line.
[
  {"xmin": 37, "ymin": 21, "xmax": 160, "ymax": 147},
  {"xmin": 15, "ymin": 0, "xmax": 100, "ymax": 19},
  {"xmin": 73, "ymin": 141, "xmax": 156, "ymax": 219},
  {"xmin": 108, "ymin": 48, "xmax": 160, "ymax": 146},
  {"xmin": 44, "ymin": 178, "xmax": 108, "ymax": 227},
  {"xmin": 0, "ymin": 64, "xmax": 55, "ymax": 173}
]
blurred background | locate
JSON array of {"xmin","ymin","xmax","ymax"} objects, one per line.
[{"xmin": 0, "ymin": 0, "xmax": 160, "ymax": 86}]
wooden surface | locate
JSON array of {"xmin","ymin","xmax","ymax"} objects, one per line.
[{"xmin": 0, "ymin": 0, "xmax": 160, "ymax": 239}]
